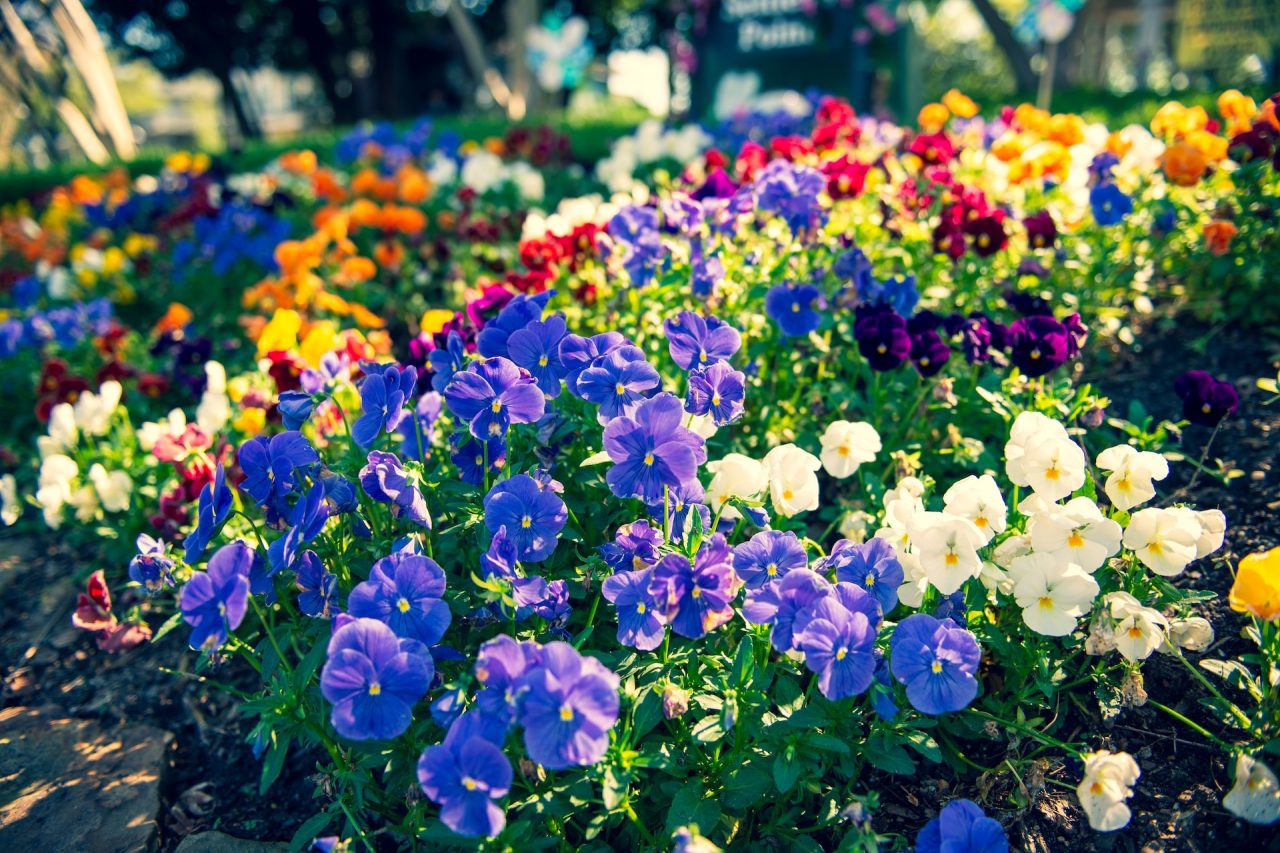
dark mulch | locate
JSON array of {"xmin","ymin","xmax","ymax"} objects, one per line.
[{"xmin": 1, "ymin": 316, "xmax": 1276, "ymax": 852}]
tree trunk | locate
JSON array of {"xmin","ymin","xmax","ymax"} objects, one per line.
[
  {"xmin": 968, "ymin": 0, "xmax": 1038, "ymax": 94},
  {"xmin": 444, "ymin": 0, "xmax": 511, "ymax": 111},
  {"xmin": 50, "ymin": 0, "xmax": 135, "ymax": 158},
  {"xmin": 504, "ymin": 0, "xmax": 538, "ymax": 119},
  {"xmin": 366, "ymin": 0, "xmax": 404, "ymax": 118},
  {"xmin": 214, "ymin": 65, "xmax": 260, "ymax": 141}
]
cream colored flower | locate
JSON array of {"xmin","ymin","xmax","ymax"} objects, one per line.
[
  {"xmin": 818, "ymin": 420, "xmax": 881, "ymax": 479},
  {"xmin": 942, "ymin": 474, "xmax": 1007, "ymax": 544},
  {"xmin": 1077, "ymin": 750, "xmax": 1140, "ymax": 831},
  {"xmin": 1096, "ymin": 444, "xmax": 1169, "ymax": 511},
  {"xmin": 763, "ymin": 444, "xmax": 820, "ymax": 517},
  {"xmin": 1223, "ymin": 753, "xmax": 1280, "ymax": 825}
]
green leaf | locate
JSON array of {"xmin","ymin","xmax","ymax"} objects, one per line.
[
  {"xmin": 732, "ymin": 636, "xmax": 756, "ymax": 689},
  {"xmin": 293, "ymin": 630, "xmax": 329, "ymax": 693},
  {"xmin": 721, "ymin": 762, "xmax": 772, "ymax": 809},
  {"xmin": 664, "ymin": 782, "xmax": 720, "ymax": 837},
  {"xmin": 151, "ymin": 611, "xmax": 185, "ymax": 644},
  {"xmin": 260, "ymin": 733, "xmax": 290, "ymax": 795},
  {"xmin": 864, "ymin": 734, "xmax": 915, "ymax": 775},
  {"xmin": 691, "ymin": 715, "xmax": 724, "ymax": 744},
  {"xmin": 630, "ymin": 687, "xmax": 663, "ymax": 742},
  {"xmin": 773, "ymin": 753, "xmax": 801, "ymax": 793},
  {"xmin": 602, "ymin": 767, "xmax": 630, "ymax": 810},
  {"xmin": 289, "ymin": 810, "xmax": 333, "ymax": 853}
]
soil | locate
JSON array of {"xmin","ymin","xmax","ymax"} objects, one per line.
[{"xmin": 0, "ymin": 316, "xmax": 1276, "ymax": 852}]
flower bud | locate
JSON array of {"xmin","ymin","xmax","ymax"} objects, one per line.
[{"xmin": 662, "ymin": 683, "xmax": 690, "ymax": 719}]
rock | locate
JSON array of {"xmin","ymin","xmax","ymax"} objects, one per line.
[
  {"xmin": 0, "ymin": 705, "xmax": 172, "ymax": 852},
  {"xmin": 175, "ymin": 831, "xmax": 289, "ymax": 852}
]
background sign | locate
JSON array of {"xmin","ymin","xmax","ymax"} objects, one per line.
[{"xmin": 689, "ymin": 0, "xmax": 871, "ymax": 119}]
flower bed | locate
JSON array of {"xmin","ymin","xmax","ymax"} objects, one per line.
[{"xmin": 1, "ymin": 92, "xmax": 1279, "ymax": 850}]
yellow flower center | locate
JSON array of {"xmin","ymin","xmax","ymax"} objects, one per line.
[
  {"xmin": 1030, "ymin": 349, "xmax": 1042, "ymax": 360},
  {"xmin": 636, "ymin": 602, "xmax": 647, "ymax": 614},
  {"xmin": 791, "ymin": 303, "xmax": 800, "ymax": 313},
  {"xmin": 931, "ymin": 660, "xmax": 943, "ymax": 674},
  {"xmin": 783, "ymin": 489, "xmax": 794, "ymax": 500},
  {"xmin": 1067, "ymin": 532, "xmax": 1085, "ymax": 548},
  {"xmin": 490, "ymin": 400, "xmax": 502, "ymax": 413},
  {"xmin": 975, "ymin": 516, "xmax": 988, "ymax": 528},
  {"xmin": 837, "ymin": 446, "xmax": 849, "ymax": 456},
  {"xmin": 712, "ymin": 393, "xmax": 721, "ymax": 406},
  {"xmin": 475, "ymin": 455, "xmax": 484, "ymax": 466},
  {"xmin": 1148, "ymin": 541, "xmax": 1164, "ymax": 556},
  {"xmin": 1044, "ymin": 465, "xmax": 1060, "ymax": 480},
  {"xmin": 865, "ymin": 572, "xmax": 875, "ymax": 586},
  {"xmin": 643, "ymin": 453, "xmax": 654, "ymax": 466},
  {"xmin": 699, "ymin": 351, "xmax": 707, "ymax": 363},
  {"xmin": 766, "ymin": 563, "xmax": 778, "ymax": 577},
  {"xmin": 836, "ymin": 648, "xmax": 847, "ymax": 661},
  {"xmin": 462, "ymin": 777, "xmax": 478, "ymax": 791},
  {"xmin": 368, "ymin": 682, "xmax": 382, "ymax": 696},
  {"xmin": 397, "ymin": 597, "xmax": 410, "ymax": 613},
  {"xmin": 559, "ymin": 704, "xmax": 574, "ymax": 721},
  {"xmin": 476, "ymin": 666, "xmax": 489, "ymax": 682},
  {"xmin": 538, "ymin": 355, "xmax": 548, "ymax": 367},
  {"xmin": 521, "ymin": 515, "xmax": 532, "ymax": 529},
  {"xmin": 615, "ymin": 382, "xmax": 626, "ymax": 395},
  {"xmin": 1039, "ymin": 596, "xmax": 1055, "ymax": 609},
  {"xmin": 877, "ymin": 344, "xmax": 887, "ymax": 354},
  {"xmin": 944, "ymin": 552, "xmax": 959, "ymax": 567},
  {"xmin": 692, "ymin": 587, "xmax": 702, "ymax": 599}
]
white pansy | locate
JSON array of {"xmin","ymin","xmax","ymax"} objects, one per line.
[
  {"xmin": 88, "ymin": 464, "xmax": 133, "ymax": 513},
  {"xmin": 69, "ymin": 483, "xmax": 100, "ymax": 523},
  {"xmin": 426, "ymin": 152, "xmax": 458, "ymax": 186},
  {"xmin": 1193, "ymin": 509, "xmax": 1226, "ymax": 559},
  {"xmin": 1096, "ymin": 444, "xmax": 1169, "ymax": 510},
  {"xmin": 38, "ymin": 402, "xmax": 78, "ymax": 458},
  {"xmin": 1162, "ymin": 616, "xmax": 1214, "ymax": 653},
  {"xmin": 1011, "ymin": 553, "xmax": 1099, "ymax": 636},
  {"xmin": 507, "ymin": 162, "xmax": 545, "ymax": 202},
  {"xmin": 909, "ymin": 512, "xmax": 985, "ymax": 595},
  {"xmin": 73, "ymin": 380, "xmax": 121, "ymax": 436},
  {"xmin": 36, "ymin": 453, "xmax": 78, "ymax": 529},
  {"xmin": 705, "ymin": 453, "xmax": 769, "ymax": 519},
  {"xmin": 1027, "ymin": 496, "xmax": 1123, "ymax": 572},
  {"xmin": 197, "ymin": 361, "xmax": 231, "ymax": 434},
  {"xmin": 1077, "ymin": 750, "xmax": 1140, "ymax": 831},
  {"xmin": 838, "ymin": 510, "xmax": 875, "ymax": 543},
  {"xmin": 942, "ymin": 474, "xmax": 1007, "ymax": 543},
  {"xmin": 1005, "ymin": 411, "xmax": 1085, "ymax": 501},
  {"xmin": 460, "ymin": 150, "xmax": 505, "ymax": 194},
  {"xmin": 979, "ymin": 560, "xmax": 1015, "ymax": 596},
  {"xmin": 686, "ymin": 412, "xmax": 718, "ymax": 440},
  {"xmin": 1123, "ymin": 507, "xmax": 1201, "ymax": 576},
  {"xmin": 0, "ymin": 474, "xmax": 21, "ymax": 526},
  {"xmin": 762, "ymin": 444, "xmax": 821, "ymax": 518},
  {"xmin": 1112, "ymin": 607, "xmax": 1168, "ymax": 661},
  {"xmin": 1223, "ymin": 754, "xmax": 1280, "ymax": 825},
  {"xmin": 818, "ymin": 420, "xmax": 881, "ymax": 479},
  {"xmin": 1005, "ymin": 411, "xmax": 1069, "ymax": 482},
  {"xmin": 876, "ymin": 477, "xmax": 927, "ymax": 554}
]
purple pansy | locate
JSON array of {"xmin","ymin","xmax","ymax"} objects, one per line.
[
  {"xmin": 732, "ymin": 529, "xmax": 808, "ymax": 589},
  {"xmin": 855, "ymin": 307, "xmax": 912, "ymax": 372},
  {"xmin": 1007, "ymin": 315, "xmax": 1070, "ymax": 377},
  {"xmin": 685, "ymin": 361, "xmax": 746, "ymax": 425},
  {"xmin": 765, "ymin": 283, "xmax": 824, "ymax": 337},
  {"xmin": 130, "ymin": 534, "xmax": 176, "ymax": 592},
  {"xmin": 507, "ymin": 315, "xmax": 569, "ymax": 397},
  {"xmin": 319, "ymin": 616, "xmax": 433, "ymax": 740},
  {"xmin": 444, "ymin": 357, "xmax": 546, "ymax": 440},
  {"xmin": 602, "ymin": 569, "xmax": 665, "ymax": 650},
  {"xmin": 515, "ymin": 641, "xmax": 620, "ymax": 770},
  {"xmin": 360, "ymin": 451, "xmax": 432, "ymax": 528},
  {"xmin": 295, "ymin": 550, "xmax": 337, "ymax": 618},
  {"xmin": 267, "ymin": 481, "xmax": 330, "ymax": 571},
  {"xmin": 184, "ymin": 463, "xmax": 234, "ymax": 564},
  {"xmin": 664, "ymin": 310, "xmax": 742, "ymax": 371},
  {"xmin": 476, "ymin": 291, "xmax": 553, "ymax": 359},
  {"xmin": 558, "ymin": 331, "xmax": 630, "ymax": 397},
  {"xmin": 238, "ymin": 431, "xmax": 319, "ymax": 509},
  {"xmin": 890, "ymin": 614, "xmax": 981, "ymax": 715},
  {"xmin": 793, "ymin": 589, "xmax": 878, "ymax": 701},
  {"xmin": 602, "ymin": 393, "xmax": 707, "ymax": 504},
  {"xmin": 648, "ymin": 534, "xmax": 742, "ymax": 639},
  {"xmin": 575, "ymin": 345, "xmax": 661, "ymax": 422},
  {"xmin": 348, "ymin": 552, "xmax": 451, "ymax": 646},
  {"xmin": 179, "ymin": 540, "xmax": 253, "ymax": 651},
  {"xmin": 915, "ymin": 799, "xmax": 1008, "ymax": 853},
  {"xmin": 483, "ymin": 474, "xmax": 568, "ymax": 563},
  {"xmin": 352, "ymin": 363, "xmax": 418, "ymax": 448},
  {"xmin": 450, "ymin": 433, "xmax": 506, "ymax": 486},
  {"xmin": 1174, "ymin": 370, "xmax": 1239, "ymax": 426},
  {"xmin": 598, "ymin": 519, "xmax": 664, "ymax": 572},
  {"xmin": 742, "ymin": 568, "xmax": 832, "ymax": 652},
  {"xmin": 417, "ymin": 735, "xmax": 513, "ymax": 838},
  {"xmin": 824, "ymin": 536, "xmax": 903, "ymax": 614}
]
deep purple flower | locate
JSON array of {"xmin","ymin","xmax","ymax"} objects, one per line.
[
  {"xmin": 1024, "ymin": 210, "xmax": 1057, "ymax": 250},
  {"xmin": 793, "ymin": 592, "xmax": 877, "ymax": 701},
  {"xmin": 507, "ymin": 315, "xmax": 569, "ymax": 397},
  {"xmin": 1173, "ymin": 370, "xmax": 1239, "ymax": 425},
  {"xmin": 516, "ymin": 641, "xmax": 620, "ymax": 770},
  {"xmin": 649, "ymin": 535, "xmax": 743, "ymax": 639},
  {"xmin": 1007, "ymin": 315, "xmax": 1070, "ymax": 377},
  {"xmin": 360, "ymin": 451, "xmax": 432, "ymax": 528},
  {"xmin": 319, "ymin": 617, "xmax": 433, "ymax": 740},
  {"xmin": 558, "ymin": 331, "xmax": 631, "ymax": 396},
  {"xmin": 184, "ymin": 463, "xmax": 234, "ymax": 564},
  {"xmin": 476, "ymin": 291, "xmax": 553, "ymax": 359},
  {"xmin": 179, "ymin": 540, "xmax": 253, "ymax": 650},
  {"xmin": 692, "ymin": 167, "xmax": 739, "ymax": 201},
  {"xmin": 277, "ymin": 390, "xmax": 317, "ymax": 430},
  {"xmin": 450, "ymin": 433, "xmax": 507, "ymax": 486},
  {"xmin": 890, "ymin": 614, "xmax": 981, "ymax": 715},
  {"xmin": 916, "ymin": 799, "xmax": 1008, "ymax": 853},
  {"xmin": 474, "ymin": 634, "xmax": 538, "ymax": 723},
  {"xmin": 602, "ymin": 569, "xmax": 665, "ymax": 650},
  {"xmin": 856, "ymin": 308, "xmax": 912, "ymax": 371},
  {"xmin": 664, "ymin": 311, "xmax": 742, "ymax": 370},
  {"xmin": 417, "ymin": 736, "xmax": 512, "ymax": 837},
  {"xmin": 951, "ymin": 313, "xmax": 994, "ymax": 364},
  {"xmin": 352, "ymin": 363, "xmax": 418, "ymax": 448},
  {"xmin": 732, "ymin": 530, "xmax": 808, "ymax": 589},
  {"xmin": 603, "ymin": 393, "xmax": 707, "ymax": 504},
  {"xmin": 598, "ymin": 519, "xmax": 664, "ymax": 572},
  {"xmin": 444, "ymin": 357, "xmax": 546, "ymax": 440},
  {"xmin": 742, "ymin": 568, "xmax": 831, "ymax": 652},
  {"xmin": 685, "ymin": 361, "xmax": 746, "ymax": 425},
  {"xmin": 1062, "ymin": 312, "xmax": 1088, "ymax": 357},
  {"xmin": 267, "ymin": 481, "xmax": 330, "ymax": 571},
  {"xmin": 295, "ymin": 550, "xmax": 336, "ymax": 618},
  {"xmin": 576, "ymin": 345, "xmax": 661, "ymax": 422},
  {"xmin": 825, "ymin": 537, "xmax": 903, "ymax": 614},
  {"xmin": 910, "ymin": 330, "xmax": 951, "ymax": 377},
  {"xmin": 765, "ymin": 283, "xmax": 824, "ymax": 337},
  {"xmin": 348, "ymin": 553, "xmax": 451, "ymax": 646},
  {"xmin": 238, "ymin": 431, "xmax": 319, "ymax": 508},
  {"xmin": 483, "ymin": 474, "xmax": 568, "ymax": 563}
]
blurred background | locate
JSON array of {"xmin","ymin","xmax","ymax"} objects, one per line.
[{"xmin": 1, "ymin": 0, "xmax": 1277, "ymax": 174}]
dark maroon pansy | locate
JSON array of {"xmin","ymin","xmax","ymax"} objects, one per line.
[
  {"xmin": 1007, "ymin": 315, "xmax": 1070, "ymax": 378},
  {"xmin": 1174, "ymin": 370, "xmax": 1239, "ymax": 426}
]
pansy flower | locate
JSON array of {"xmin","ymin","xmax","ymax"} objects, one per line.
[
  {"xmin": 765, "ymin": 283, "xmax": 824, "ymax": 337},
  {"xmin": 732, "ymin": 529, "xmax": 807, "ymax": 589},
  {"xmin": 319, "ymin": 617, "xmax": 433, "ymax": 741},
  {"xmin": 238, "ymin": 431, "xmax": 319, "ymax": 510},
  {"xmin": 417, "ymin": 735, "xmax": 513, "ymax": 838},
  {"xmin": 648, "ymin": 534, "xmax": 742, "ymax": 639},
  {"xmin": 179, "ymin": 540, "xmax": 253, "ymax": 651},
  {"xmin": 1174, "ymin": 370, "xmax": 1239, "ymax": 426},
  {"xmin": 183, "ymin": 464, "xmax": 234, "ymax": 564},
  {"xmin": 685, "ymin": 361, "xmax": 746, "ymax": 425},
  {"xmin": 825, "ymin": 536, "xmax": 904, "ymax": 614},
  {"xmin": 129, "ymin": 533, "xmax": 176, "ymax": 592},
  {"xmin": 602, "ymin": 393, "xmax": 707, "ymax": 504},
  {"xmin": 576, "ymin": 346, "xmax": 661, "ymax": 422},
  {"xmin": 444, "ymin": 357, "xmax": 545, "ymax": 440},
  {"xmin": 602, "ymin": 569, "xmax": 665, "ymax": 650},
  {"xmin": 664, "ymin": 311, "xmax": 742, "ymax": 371},
  {"xmin": 352, "ymin": 362, "xmax": 418, "ymax": 448},
  {"xmin": 742, "ymin": 568, "xmax": 832, "ymax": 652},
  {"xmin": 267, "ymin": 481, "xmax": 330, "ymax": 571},
  {"xmin": 515, "ymin": 641, "xmax": 620, "ymax": 770},
  {"xmin": 558, "ymin": 331, "xmax": 630, "ymax": 396},
  {"xmin": 360, "ymin": 451, "xmax": 432, "ymax": 528},
  {"xmin": 855, "ymin": 307, "xmax": 911, "ymax": 371},
  {"xmin": 348, "ymin": 552, "xmax": 451, "ymax": 646},
  {"xmin": 483, "ymin": 473, "xmax": 568, "ymax": 563},
  {"xmin": 598, "ymin": 519, "xmax": 664, "ymax": 572},
  {"xmin": 793, "ymin": 587, "xmax": 878, "ymax": 701},
  {"xmin": 915, "ymin": 799, "xmax": 1008, "ymax": 853},
  {"xmin": 910, "ymin": 330, "xmax": 951, "ymax": 377},
  {"xmin": 889, "ymin": 613, "xmax": 981, "ymax": 715},
  {"xmin": 428, "ymin": 331, "xmax": 467, "ymax": 394},
  {"xmin": 507, "ymin": 315, "xmax": 569, "ymax": 397},
  {"xmin": 476, "ymin": 291, "xmax": 553, "ymax": 358},
  {"xmin": 1007, "ymin": 315, "xmax": 1070, "ymax": 377},
  {"xmin": 295, "ymin": 550, "xmax": 337, "ymax": 618},
  {"xmin": 450, "ymin": 433, "xmax": 507, "ymax": 486},
  {"xmin": 1090, "ymin": 183, "xmax": 1133, "ymax": 226}
]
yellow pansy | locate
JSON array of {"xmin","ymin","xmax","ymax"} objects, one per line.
[
  {"xmin": 300, "ymin": 321, "xmax": 339, "ymax": 368},
  {"xmin": 1230, "ymin": 547, "xmax": 1280, "ymax": 621},
  {"xmin": 422, "ymin": 309, "xmax": 455, "ymax": 336},
  {"xmin": 234, "ymin": 407, "xmax": 267, "ymax": 435},
  {"xmin": 102, "ymin": 246, "xmax": 127, "ymax": 276},
  {"xmin": 942, "ymin": 89, "xmax": 979, "ymax": 119},
  {"xmin": 257, "ymin": 308, "xmax": 302, "ymax": 356},
  {"xmin": 227, "ymin": 376, "xmax": 251, "ymax": 404}
]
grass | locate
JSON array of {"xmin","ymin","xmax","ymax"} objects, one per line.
[{"xmin": 0, "ymin": 103, "xmax": 650, "ymax": 205}]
